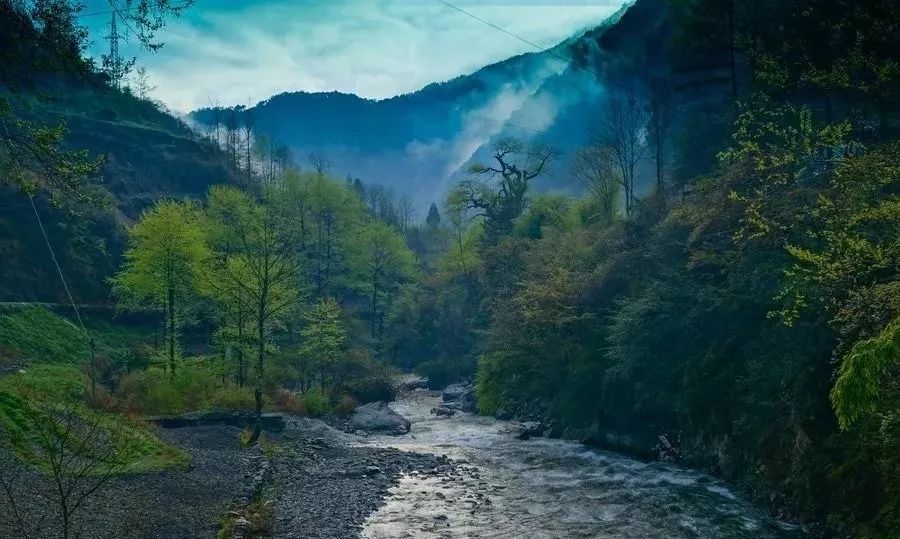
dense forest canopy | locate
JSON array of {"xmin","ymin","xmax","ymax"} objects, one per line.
[{"xmin": 1, "ymin": 0, "xmax": 899, "ymax": 538}]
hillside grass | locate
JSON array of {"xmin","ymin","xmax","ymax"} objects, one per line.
[
  {"xmin": 0, "ymin": 308, "xmax": 187, "ymax": 473},
  {"xmin": 0, "ymin": 364, "xmax": 188, "ymax": 474},
  {"xmin": 0, "ymin": 306, "xmax": 153, "ymax": 366}
]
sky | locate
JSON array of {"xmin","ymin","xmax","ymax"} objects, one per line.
[{"xmin": 81, "ymin": 0, "xmax": 626, "ymax": 113}]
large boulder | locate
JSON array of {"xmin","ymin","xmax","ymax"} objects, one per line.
[
  {"xmin": 349, "ymin": 401, "xmax": 410, "ymax": 435},
  {"xmin": 441, "ymin": 383, "xmax": 477, "ymax": 413}
]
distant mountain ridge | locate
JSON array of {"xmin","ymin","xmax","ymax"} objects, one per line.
[{"xmin": 190, "ymin": 0, "xmax": 694, "ymax": 212}]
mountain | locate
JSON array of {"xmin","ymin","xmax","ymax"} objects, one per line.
[
  {"xmin": 190, "ymin": 0, "xmax": 693, "ymax": 212},
  {"xmin": 1, "ymin": 76, "xmax": 239, "ymax": 302}
]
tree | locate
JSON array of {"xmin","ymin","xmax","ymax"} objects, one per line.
[
  {"xmin": 443, "ymin": 186, "xmax": 478, "ymax": 277},
  {"xmin": 0, "ymin": 378, "xmax": 139, "ymax": 539},
  {"xmin": 299, "ymin": 297, "xmax": 345, "ymax": 391},
  {"xmin": 351, "ymin": 220, "xmax": 415, "ymax": 344},
  {"xmin": 308, "ymin": 150, "xmax": 331, "ymax": 177},
  {"xmin": 572, "ymin": 145, "xmax": 619, "ymax": 223},
  {"xmin": 131, "ymin": 66, "xmax": 157, "ymax": 100},
  {"xmin": 224, "ymin": 107, "xmax": 240, "ymax": 171},
  {"xmin": 205, "ymin": 186, "xmax": 303, "ymax": 443},
  {"xmin": 242, "ymin": 104, "xmax": 255, "ymax": 187},
  {"xmin": 598, "ymin": 91, "xmax": 649, "ymax": 216},
  {"xmin": 111, "ymin": 200, "xmax": 208, "ymax": 377},
  {"xmin": 461, "ymin": 137, "xmax": 555, "ymax": 242},
  {"xmin": 647, "ymin": 76, "xmax": 672, "ymax": 195},
  {"xmin": 425, "ymin": 202, "xmax": 441, "ymax": 230}
]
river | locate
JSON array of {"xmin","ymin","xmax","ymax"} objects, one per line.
[{"xmin": 362, "ymin": 389, "xmax": 805, "ymax": 539}]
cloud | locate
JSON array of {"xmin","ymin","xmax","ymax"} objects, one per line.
[{"xmin": 90, "ymin": 0, "xmax": 624, "ymax": 112}]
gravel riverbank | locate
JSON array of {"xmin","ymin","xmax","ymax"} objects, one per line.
[
  {"xmin": 0, "ymin": 425, "xmax": 250, "ymax": 539},
  {"xmin": 0, "ymin": 413, "xmax": 449, "ymax": 539},
  {"xmin": 266, "ymin": 416, "xmax": 450, "ymax": 539}
]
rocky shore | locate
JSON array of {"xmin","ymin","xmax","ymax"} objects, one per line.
[
  {"xmin": 0, "ymin": 407, "xmax": 450, "ymax": 539},
  {"xmin": 267, "ymin": 416, "xmax": 449, "ymax": 539}
]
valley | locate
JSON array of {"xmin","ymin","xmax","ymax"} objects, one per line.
[{"xmin": 1, "ymin": 0, "xmax": 899, "ymax": 538}]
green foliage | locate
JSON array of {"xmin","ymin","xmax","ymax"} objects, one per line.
[
  {"xmin": 0, "ymin": 306, "xmax": 86, "ymax": 364},
  {"xmin": 299, "ymin": 298, "xmax": 346, "ymax": 388},
  {"xmin": 831, "ymin": 319, "xmax": 900, "ymax": 431},
  {"xmin": 117, "ymin": 360, "xmax": 256, "ymax": 416},
  {"xmin": 300, "ymin": 389, "xmax": 329, "ymax": 417},
  {"xmin": 112, "ymin": 199, "xmax": 209, "ymax": 375},
  {"xmin": 0, "ymin": 365, "xmax": 187, "ymax": 473},
  {"xmin": 474, "ymin": 353, "xmax": 505, "ymax": 415}
]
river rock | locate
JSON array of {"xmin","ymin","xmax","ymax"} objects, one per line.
[
  {"xmin": 441, "ymin": 383, "xmax": 477, "ymax": 413},
  {"xmin": 401, "ymin": 376, "xmax": 429, "ymax": 391},
  {"xmin": 431, "ymin": 405, "xmax": 456, "ymax": 417},
  {"xmin": 349, "ymin": 401, "xmax": 411, "ymax": 435},
  {"xmin": 505, "ymin": 421, "xmax": 543, "ymax": 440}
]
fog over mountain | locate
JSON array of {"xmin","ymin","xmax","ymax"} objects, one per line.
[{"xmin": 189, "ymin": 7, "xmax": 642, "ymax": 212}]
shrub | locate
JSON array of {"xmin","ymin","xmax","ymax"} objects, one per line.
[
  {"xmin": 84, "ymin": 386, "xmax": 119, "ymax": 413},
  {"xmin": 273, "ymin": 388, "xmax": 308, "ymax": 415},
  {"xmin": 118, "ymin": 369, "xmax": 184, "ymax": 415},
  {"xmin": 334, "ymin": 394, "xmax": 358, "ymax": 415},
  {"xmin": 475, "ymin": 353, "xmax": 505, "ymax": 415},
  {"xmin": 301, "ymin": 389, "xmax": 329, "ymax": 417},
  {"xmin": 205, "ymin": 387, "xmax": 256, "ymax": 410}
]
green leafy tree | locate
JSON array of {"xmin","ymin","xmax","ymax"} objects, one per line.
[
  {"xmin": 204, "ymin": 186, "xmax": 303, "ymax": 443},
  {"xmin": 299, "ymin": 298, "xmax": 345, "ymax": 391},
  {"xmin": 461, "ymin": 137, "xmax": 555, "ymax": 243},
  {"xmin": 112, "ymin": 200, "xmax": 208, "ymax": 377},
  {"xmin": 350, "ymin": 220, "xmax": 416, "ymax": 344}
]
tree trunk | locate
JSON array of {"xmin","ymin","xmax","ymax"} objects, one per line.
[
  {"xmin": 249, "ymin": 311, "xmax": 265, "ymax": 445},
  {"xmin": 167, "ymin": 286, "xmax": 175, "ymax": 378},
  {"xmin": 371, "ymin": 274, "xmax": 378, "ymax": 339},
  {"xmin": 237, "ymin": 309, "xmax": 244, "ymax": 388}
]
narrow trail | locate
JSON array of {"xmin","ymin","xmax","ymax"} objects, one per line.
[{"xmin": 361, "ymin": 390, "xmax": 805, "ymax": 539}]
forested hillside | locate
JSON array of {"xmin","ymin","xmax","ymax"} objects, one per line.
[
  {"xmin": 0, "ymin": 0, "xmax": 237, "ymax": 301},
  {"xmin": 383, "ymin": 0, "xmax": 900, "ymax": 536}
]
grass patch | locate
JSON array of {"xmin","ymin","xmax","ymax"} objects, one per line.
[
  {"xmin": 0, "ymin": 307, "xmax": 87, "ymax": 365},
  {"xmin": 0, "ymin": 306, "xmax": 153, "ymax": 367},
  {"xmin": 0, "ymin": 364, "xmax": 188, "ymax": 474}
]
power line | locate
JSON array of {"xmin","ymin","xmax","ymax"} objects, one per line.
[
  {"xmin": 78, "ymin": 1, "xmax": 192, "ymax": 19},
  {"xmin": 107, "ymin": 1, "xmax": 141, "ymax": 43},
  {"xmin": 435, "ymin": 0, "xmax": 644, "ymax": 92},
  {"xmin": 28, "ymin": 196, "xmax": 87, "ymax": 333},
  {"xmin": 435, "ymin": 0, "xmax": 557, "ymax": 57}
]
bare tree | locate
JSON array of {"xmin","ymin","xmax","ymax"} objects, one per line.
[
  {"xmin": 397, "ymin": 194, "xmax": 414, "ymax": 232},
  {"xmin": 307, "ymin": 150, "xmax": 331, "ymax": 177},
  {"xmin": 599, "ymin": 91, "xmax": 649, "ymax": 216},
  {"xmin": 207, "ymin": 98, "xmax": 222, "ymax": 147},
  {"xmin": 462, "ymin": 137, "xmax": 555, "ymax": 241},
  {"xmin": 224, "ymin": 108, "xmax": 240, "ymax": 170},
  {"xmin": 131, "ymin": 66, "xmax": 156, "ymax": 100},
  {"xmin": 573, "ymin": 145, "xmax": 618, "ymax": 223},
  {"xmin": 242, "ymin": 104, "xmax": 255, "ymax": 187},
  {"xmin": 0, "ymin": 379, "xmax": 139, "ymax": 539}
]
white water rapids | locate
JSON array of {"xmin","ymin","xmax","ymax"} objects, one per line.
[{"xmin": 362, "ymin": 390, "xmax": 805, "ymax": 539}]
